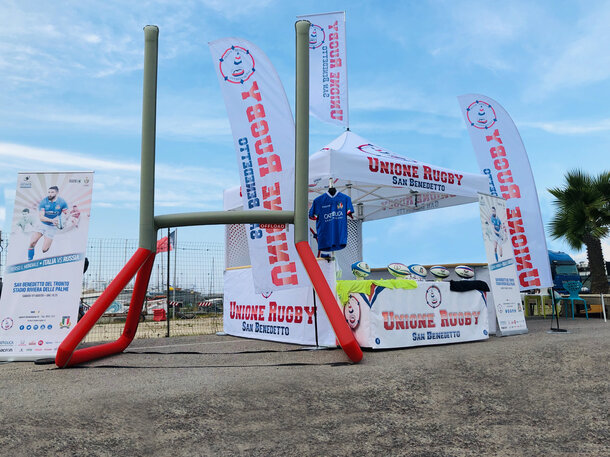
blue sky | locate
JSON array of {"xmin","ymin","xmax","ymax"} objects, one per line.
[{"xmin": 1, "ymin": 0, "xmax": 609, "ymax": 268}]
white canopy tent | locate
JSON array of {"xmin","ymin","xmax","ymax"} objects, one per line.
[
  {"xmin": 224, "ymin": 131, "xmax": 488, "ymax": 274},
  {"xmin": 225, "ymin": 130, "xmax": 488, "ymax": 216},
  {"xmin": 307, "ymin": 131, "xmax": 488, "ymax": 220}
]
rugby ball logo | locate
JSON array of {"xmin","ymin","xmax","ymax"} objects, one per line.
[
  {"xmin": 351, "ymin": 261, "xmax": 370, "ymax": 279},
  {"xmin": 407, "ymin": 264, "xmax": 427, "ymax": 280},
  {"xmin": 357, "ymin": 143, "xmax": 414, "ymax": 162},
  {"xmin": 429, "ymin": 266, "xmax": 450, "ymax": 280},
  {"xmin": 465, "ymin": 100, "xmax": 497, "ymax": 130},
  {"xmin": 387, "ymin": 263, "xmax": 409, "ymax": 278},
  {"xmin": 308, "ymin": 24, "xmax": 325, "ymax": 49},
  {"xmin": 454, "ymin": 265, "xmax": 475, "ymax": 279},
  {"xmin": 219, "ymin": 46, "xmax": 255, "ymax": 84},
  {"xmin": 425, "ymin": 286, "xmax": 442, "ymax": 309}
]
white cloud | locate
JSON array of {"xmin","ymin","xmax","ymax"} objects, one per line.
[
  {"xmin": 0, "ymin": 142, "xmax": 234, "ymax": 215},
  {"xmin": 533, "ymin": 4, "xmax": 610, "ymax": 95},
  {"xmin": 523, "ymin": 118, "xmax": 610, "ymax": 135},
  {"xmin": 0, "ymin": 143, "xmax": 140, "ymax": 172},
  {"xmin": 356, "ymin": 117, "xmax": 463, "ymax": 139},
  {"xmin": 566, "ymin": 238, "xmax": 610, "ymax": 264},
  {"xmin": 83, "ymin": 34, "xmax": 102, "ymax": 44},
  {"xmin": 350, "ymin": 85, "xmax": 459, "ymax": 118},
  {"xmin": 387, "ymin": 203, "xmax": 479, "ymax": 236},
  {"xmin": 200, "ymin": 0, "xmax": 276, "ymax": 20},
  {"xmin": 422, "ymin": 1, "xmax": 543, "ymax": 72}
]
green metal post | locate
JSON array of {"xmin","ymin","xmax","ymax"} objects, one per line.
[
  {"xmin": 294, "ymin": 20, "xmax": 310, "ymax": 244},
  {"xmin": 140, "ymin": 25, "xmax": 159, "ymax": 251}
]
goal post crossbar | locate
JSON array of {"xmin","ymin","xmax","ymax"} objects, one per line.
[{"xmin": 154, "ymin": 211, "xmax": 294, "ymax": 229}]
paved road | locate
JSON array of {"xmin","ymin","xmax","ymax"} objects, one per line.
[{"xmin": 0, "ymin": 318, "xmax": 608, "ymax": 456}]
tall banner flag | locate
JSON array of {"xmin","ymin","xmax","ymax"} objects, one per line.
[
  {"xmin": 297, "ymin": 11, "xmax": 349, "ymax": 127},
  {"xmin": 479, "ymin": 194, "xmax": 528, "ymax": 335},
  {"xmin": 0, "ymin": 172, "xmax": 93, "ymax": 360},
  {"xmin": 209, "ymin": 38, "xmax": 308, "ymax": 293},
  {"xmin": 458, "ymin": 94, "xmax": 552, "ymax": 291}
]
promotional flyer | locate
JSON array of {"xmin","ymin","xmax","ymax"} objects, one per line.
[
  {"xmin": 0, "ymin": 172, "xmax": 93, "ymax": 361},
  {"xmin": 479, "ymin": 194, "xmax": 528, "ymax": 335}
]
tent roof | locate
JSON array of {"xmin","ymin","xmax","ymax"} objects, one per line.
[
  {"xmin": 307, "ymin": 131, "xmax": 488, "ymax": 221},
  {"xmin": 224, "ymin": 131, "xmax": 488, "ymax": 221}
]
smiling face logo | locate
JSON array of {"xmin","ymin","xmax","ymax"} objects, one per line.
[
  {"xmin": 344, "ymin": 296, "xmax": 361, "ymax": 329},
  {"xmin": 466, "ymin": 100, "xmax": 497, "ymax": 130},
  {"xmin": 309, "ymin": 24, "xmax": 325, "ymax": 49},
  {"xmin": 219, "ymin": 46, "xmax": 256, "ymax": 84}
]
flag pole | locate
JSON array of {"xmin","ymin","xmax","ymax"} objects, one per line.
[
  {"xmin": 342, "ymin": 10, "xmax": 349, "ymax": 130},
  {"xmin": 173, "ymin": 229, "xmax": 177, "ymax": 304},
  {"xmin": 166, "ymin": 227, "xmax": 171, "ymax": 336}
]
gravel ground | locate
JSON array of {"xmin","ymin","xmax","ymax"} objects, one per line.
[{"xmin": 0, "ymin": 318, "xmax": 608, "ymax": 457}]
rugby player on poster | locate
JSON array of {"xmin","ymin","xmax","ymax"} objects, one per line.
[
  {"xmin": 27, "ymin": 186, "xmax": 68, "ymax": 260},
  {"xmin": 490, "ymin": 206, "xmax": 506, "ymax": 262}
]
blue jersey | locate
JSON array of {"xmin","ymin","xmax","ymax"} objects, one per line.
[
  {"xmin": 491, "ymin": 215, "xmax": 502, "ymax": 234},
  {"xmin": 309, "ymin": 191, "xmax": 354, "ymax": 252},
  {"xmin": 39, "ymin": 197, "xmax": 68, "ymax": 226}
]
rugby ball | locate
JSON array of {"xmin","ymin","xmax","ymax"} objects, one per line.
[
  {"xmin": 455, "ymin": 265, "xmax": 475, "ymax": 279},
  {"xmin": 407, "ymin": 264, "xmax": 427, "ymax": 280},
  {"xmin": 429, "ymin": 265, "xmax": 450, "ymax": 280},
  {"xmin": 387, "ymin": 263, "xmax": 409, "ymax": 278},
  {"xmin": 351, "ymin": 261, "xmax": 370, "ymax": 279}
]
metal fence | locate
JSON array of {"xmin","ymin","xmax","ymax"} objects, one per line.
[{"xmin": 0, "ymin": 235, "xmax": 225, "ymax": 343}]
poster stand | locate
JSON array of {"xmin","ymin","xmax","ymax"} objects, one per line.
[{"xmin": 549, "ymin": 289, "xmax": 568, "ymax": 333}]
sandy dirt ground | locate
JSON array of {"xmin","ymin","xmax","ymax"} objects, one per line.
[{"xmin": 0, "ymin": 318, "xmax": 608, "ymax": 457}]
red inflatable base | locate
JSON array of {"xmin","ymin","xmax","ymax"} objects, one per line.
[
  {"xmin": 295, "ymin": 241, "xmax": 363, "ymax": 363},
  {"xmin": 55, "ymin": 248, "xmax": 155, "ymax": 368}
]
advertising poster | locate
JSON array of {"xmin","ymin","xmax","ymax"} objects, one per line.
[
  {"xmin": 297, "ymin": 11, "xmax": 349, "ymax": 127},
  {"xmin": 479, "ymin": 194, "xmax": 527, "ymax": 335},
  {"xmin": 223, "ymin": 260, "xmax": 336, "ymax": 346},
  {"xmin": 0, "ymin": 172, "xmax": 93, "ymax": 360},
  {"xmin": 458, "ymin": 94, "xmax": 552, "ymax": 291},
  {"xmin": 209, "ymin": 37, "xmax": 308, "ymax": 293}
]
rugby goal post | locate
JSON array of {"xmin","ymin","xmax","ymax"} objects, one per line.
[{"xmin": 55, "ymin": 23, "xmax": 362, "ymax": 367}]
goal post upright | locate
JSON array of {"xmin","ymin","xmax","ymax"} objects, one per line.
[
  {"xmin": 293, "ymin": 20, "xmax": 362, "ymax": 363},
  {"xmin": 55, "ymin": 22, "xmax": 363, "ymax": 368},
  {"xmin": 140, "ymin": 25, "xmax": 160, "ymax": 253}
]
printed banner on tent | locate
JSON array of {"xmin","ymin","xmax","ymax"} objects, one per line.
[
  {"xmin": 479, "ymin": 194, "xmax": 528, "ymax": 335},
  {"xmin": 0, "ymin": 172, "xmax": 93, "ymax": 360},
  {"xmin": 345, "ymin": 281, "xmax": 489, "ymax": 348},
  {"xmin": 297, "ymin": 11, "xmax": 348, "ymax": 127},
  {"xmin": 209, "ymin": 37, "xmax": 308, "ymax": 293},
  {"xmin": 224, "ymin": 261, "xmax": 336, "ymax": 346},
  {"xmin": 458, "ymin": 94, "xmax": 552, "ymax": 291}
]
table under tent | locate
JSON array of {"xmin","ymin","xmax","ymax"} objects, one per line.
[{"xmin": 225, "ymin": 130, "xmax": 489, "ymax": 277}]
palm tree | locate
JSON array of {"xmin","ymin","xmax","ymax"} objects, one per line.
[{"xmin": 548, "ymin": 170, "xmax": 610, "ymax": 294}]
